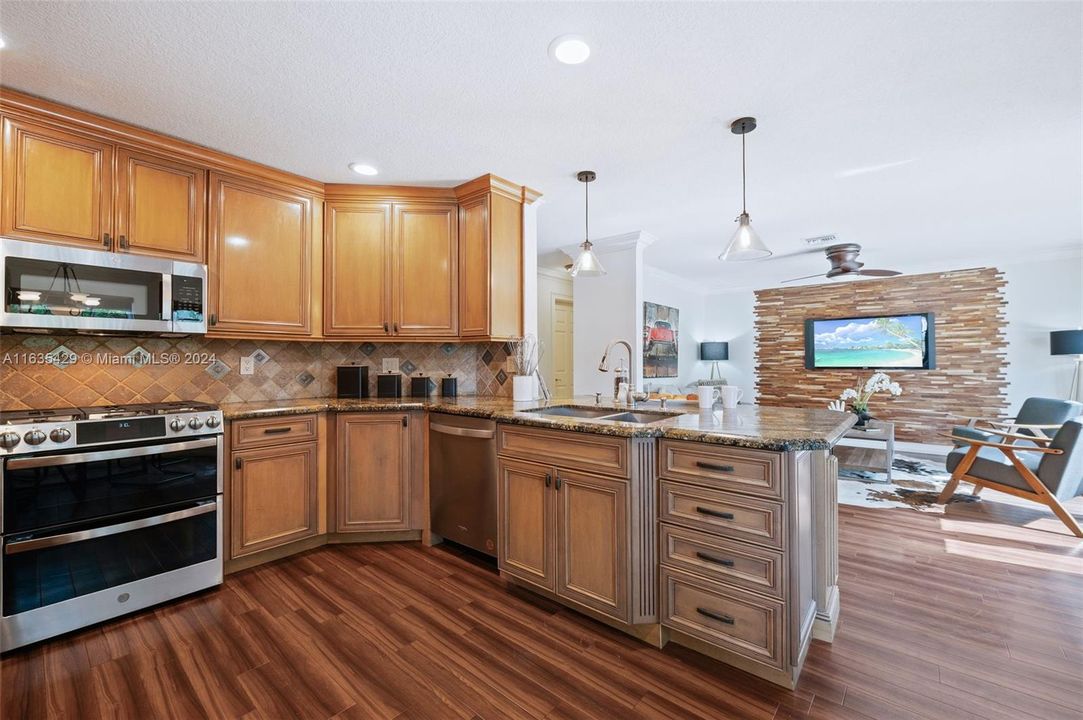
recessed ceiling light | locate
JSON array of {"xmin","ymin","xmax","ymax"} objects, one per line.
[
  {"xmin": 549, "ymin": 35, "xmax": 590, "ymax": 65},
  {"xmin": 348, "ymin": 163, "xmax": 378, "ymax": 176}
]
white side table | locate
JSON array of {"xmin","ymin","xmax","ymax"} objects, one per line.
[{"xmin": 833, "ymin": 419, "xmax": 896, "ymax": 482}]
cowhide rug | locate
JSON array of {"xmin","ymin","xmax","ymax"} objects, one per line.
[{"xmin": 838, "ymin": 453, "xmax": 980, "ymax": 511}]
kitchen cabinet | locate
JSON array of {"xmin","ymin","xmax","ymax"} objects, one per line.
[
  {"xmin": 230, "ymin": 439, "xmax": 319, "ymax": 559},
  {"xmin": 457, "ymin": 177, "xmax": 525, "ymax": 340},
  {"xmin": 208, "ymin": 171, "xmax": 316, "ymax": 337},
  {"xmin": 1, "ymin": 117, "xmax": 113, "ymax": 249},
  {"xmin": 393, "ymin": 202, "xmax": 458, "ymax": 337},
  {"xmin": 115, "ymin": 146, "xmax": 206, "ymax": 261},
  {"xmin": 335, "ymin": 413, "xmax": 412, "ymax": 532},
  {"xmin": 323, "ymin": 201, "xmax": 392, "ymax": 337}
]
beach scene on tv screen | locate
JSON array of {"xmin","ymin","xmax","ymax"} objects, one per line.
[{"xmin": 812, "ymin": 315, "xmax": 927, "ymax": 368}]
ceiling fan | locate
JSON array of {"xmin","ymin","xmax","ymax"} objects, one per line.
[{"xmin": 781, "ymin": 243, "xmax": 901, "ymax": 284}]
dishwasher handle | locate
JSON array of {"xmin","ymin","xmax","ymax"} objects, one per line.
[{"xmin": 429, "ymin": 422, "xmax": 496, "ymax": 440}]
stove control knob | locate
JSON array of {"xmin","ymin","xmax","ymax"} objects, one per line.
[
  {"xmin": 188, "ymin": 417, "xmax": 204, "ymax": 430},
  {"xmin": 0, "ymin": 432, "xmax": 20, "ymax": 449},
  {"xmin": 205, "ymin": 416, "xmax": 221, "ymax": 429},
  {"xmin": 49, "ymin": 428, "xmax": 72, "ymax": 443},
  {"xmin": 24, "ymin": 430, "xmax": 46, "ymax": 446},
  {"xmin": 170, "ymin": 418, "xmax": 187, "ymax": 432}
]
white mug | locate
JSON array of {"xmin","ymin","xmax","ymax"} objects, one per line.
[
  {"xmin": 718, "ymin": 385, "xmax": 743, "ymax": 408},
  {"xmin": 697, "ymin": 387, "xmax": 720, "ymax": 409}
]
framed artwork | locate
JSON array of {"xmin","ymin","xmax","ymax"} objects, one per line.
[{"xmin": 643, "ymin": 301, "xmax": 679, "ymax": 378}]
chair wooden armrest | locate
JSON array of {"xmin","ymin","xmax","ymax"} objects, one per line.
[
  {"xmin": 979, "ymin": 428, "xmax": 1054, "ymax": 445},
  {"xmin": 938, "ymin": 433, "xmax": 1063, "ymax": 454}
]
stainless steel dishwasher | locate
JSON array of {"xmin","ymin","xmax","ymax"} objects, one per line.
[{"xmin": 428, "ymin": 413, "xmax": 498, "ymax": 557}]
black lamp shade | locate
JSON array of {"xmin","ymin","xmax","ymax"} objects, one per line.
[
  {"xmin": 700, "ymin": 341, "xmax": 729, "ymax": 361},
  {"xmin": 1051, "ymin": 330, "xmax": 1083, "ymax": 356}
]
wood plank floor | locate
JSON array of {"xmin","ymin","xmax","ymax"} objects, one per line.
[{"xmin": 3, "ymin": 495, "xmax": 1082, "ymax": 720}]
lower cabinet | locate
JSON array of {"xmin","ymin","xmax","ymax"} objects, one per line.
[
  {"xmin": 497, "ymin": 455, "xmax": 634, "ymax": 624},
  {"xmin": 335, "ymin": 412, "xmax": 412, "ymax": 532},
  {"xmin": 230, "ymin": 440, "xmax": 319, "ymax": 558}
]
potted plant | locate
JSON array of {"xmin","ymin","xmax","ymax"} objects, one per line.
[{"xmin": 838, "ymin": 372, "xmax": 902, "ymax": 426}]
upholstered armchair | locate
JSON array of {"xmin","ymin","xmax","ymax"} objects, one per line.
[
  {"xmin": 940, "ymin": 420, "xmax": 1083, "ymax": 537},
  {"xmin": 949, "ymin": 397, "xmax": 1083, "ymax": 446}
]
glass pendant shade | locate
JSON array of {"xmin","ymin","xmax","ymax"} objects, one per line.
[
  {"xmin": 570, "ymin": 240, "xmax": 606, "ymax": 277},
  {"xmin": 719, "ymin": 212, "xmax": 771, "ymax": 261}
]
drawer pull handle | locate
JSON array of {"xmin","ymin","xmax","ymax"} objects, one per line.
[
  {"xmin": 695, "ymin": 551, "xmax": 735, "ymax": 567},
  {"xmin": 695, "ymin": 506, "xmax": 735, "ymax": 520},
  {"xmin": 695, "ymin": 461, "xmax": 735, "ymax": 473},
  {"xmin": 545, "ymin": 473, "xmax": 552, "ymax": 488},
  {"xmin": 234, "ymin": 457, "xmax": 243, "ymax": 470},
  {"xmin": 263, "ymin": 427, "xmax": 292, "ymax": 435},
  {"xmin": 555, "ymin": 476, "xmax": 563, "ymax": 491},
  {"xmin": 696, "ymin": 608, "xmax": 735, "ymax": 625}
]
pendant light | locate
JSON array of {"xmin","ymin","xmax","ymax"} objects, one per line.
[
  {"xmin": 569, "ymin": 170, "xmax": 606, "ymax": 277},
  {"xmin": 720, "ymin": 117, "xmax": 772, "ymax": 261}
]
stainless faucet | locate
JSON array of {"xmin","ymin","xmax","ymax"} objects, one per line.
[{"xmin": 598, "ymin": 339, "xmax": 649, "ymax": 407}]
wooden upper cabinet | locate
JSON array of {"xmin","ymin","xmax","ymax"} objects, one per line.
[
  {"xmin": 458, "ymin": 195, "xmax": 490, "ymax": 338},
  {"xmin": 335, "ymin": 413, "xmax": 411, "ymax": 532},
  {"xmin": 208, "ymin": 172, "xmax": 314, "ymax": 336},
  {"xmin": 1, "ymin": 117, "xmax": 113, "ymax": 249},
  {"xmin": 115, "ymin": 146, "xmax": 206, "ymax": 262},
  {"xmin": 324, "ymin": 202, "xmax": 392, "ymax": 337},
  {"xmin": 393, "ymin": 202, "xmax": 458, "ymax": 337}
]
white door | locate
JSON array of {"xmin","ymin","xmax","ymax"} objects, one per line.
[{"xmin": 552, "ymin": 298, "xmax": 574, "ymax": 397}]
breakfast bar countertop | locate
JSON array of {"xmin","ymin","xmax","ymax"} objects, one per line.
[{"xmin": 220, "ymin": 396, "xmax": 857, "ymax": 451}]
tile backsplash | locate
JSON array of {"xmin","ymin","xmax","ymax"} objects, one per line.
[{"xmin": 0, "ymin": 334, "xmax": 514, "ymax": 410}]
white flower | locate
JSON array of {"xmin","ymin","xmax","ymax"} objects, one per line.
[
  {"xmin": 839, "ymin": 388, "xmax": 858, "ymax": 401},
  {"xmin": 887, "ymin": 382, "xmax": 902, "ymax": 396}
]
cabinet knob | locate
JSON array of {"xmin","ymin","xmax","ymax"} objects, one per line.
[
  {"xmin": 393, "ymin": 322, "xmax": 399, "ymax": 333},
  {"xmin": 103, "ymin": 232, "xmax": 112, "ymax": 249},
  {"xmin": 234, "ymin": 457, "xmax": 243, "ymax": 470},
  {"xmin": 119, "ymin": 235, "xmax": 129, "ymax": 250},
  {"xmin": 209, "ymin": 314, "xmax": 218, "ymax": 326},
  {"xmin": 383, "ymin": 322, "xmax": 389, "ymax": 333},
  {"xmin": 545, "ymin": 473, "xmax": 551, "ymax": 488},
  {"xmin": 555, "ymin": 476, "xmax": 562, "ymax": 491}
]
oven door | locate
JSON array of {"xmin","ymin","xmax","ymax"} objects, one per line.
[
  {"xmin": 2, "ymin": 437, "xmax": 222, "ymax": 535},
  {"xmin": 1, "ymin": 237, "xmax": 174, "ymax": 334},
  {"xmin": 1, "ymin": 497, "xmax": 222, "ymax": 651}
]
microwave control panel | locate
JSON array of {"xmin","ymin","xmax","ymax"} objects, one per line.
[{"xmin": 171, "ymin": 275, "xmax": 205, "ymax": 322}]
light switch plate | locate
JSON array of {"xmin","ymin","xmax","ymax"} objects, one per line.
[
  {"xmin": 505, "ymin": 357, "xmax": 518, "ymax": 374},
  {"xmin": 382, "ymin": 358, "xmax": 399, "ymax": 374},
  {"xmin": 240, "ymin": 356, "xmax": 255, "ymax": 375}
]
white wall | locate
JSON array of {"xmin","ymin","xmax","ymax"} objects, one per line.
[
  {"xmin": 537, "ymin": 267, "xmax": 572, "ymax": 392},
  {"xmin": 703, "ymin": 289, "xmax": 758, "ymax": 401},
  {"xmin": 1001, "ymin": 249, "xmax": 1083, "ymax": 409},
  {"xmin": 641, "ymin": 266, "xmax": 707, "ymax": 391}
]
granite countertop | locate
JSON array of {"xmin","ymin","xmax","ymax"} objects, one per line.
[{"xmin": 220, "ymin": 396, "xmax": 857, "ymax": 451}]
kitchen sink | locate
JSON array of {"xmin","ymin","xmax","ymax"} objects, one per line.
[
  {"xmin": 526, "ymin": 406, "xmax": 622, "ymax": 419},
  {"xmin": 599, "ymin": 410, "xmax": 682, "ymax": 424}
]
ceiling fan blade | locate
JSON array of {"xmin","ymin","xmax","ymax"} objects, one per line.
[
  {"xmin": 781, "ymin": 272, "xmax": 828, "ymax": 284},
  {"xmin": 856, "ymin": 269, "xmax": 901, "ymax": 277}
]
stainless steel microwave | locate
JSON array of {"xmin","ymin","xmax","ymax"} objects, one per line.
[{"xmin": 1, "ymin": 238, "xmax": 207, "ymax": 335}]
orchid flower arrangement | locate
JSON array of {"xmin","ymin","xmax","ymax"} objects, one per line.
[{"xmin": 839, "ymin": 371, "xmax": 902, "ymax": 414}]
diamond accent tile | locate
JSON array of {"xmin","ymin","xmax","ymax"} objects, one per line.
[
  {"xmin": 481, "ymin": 349, "xmax": 494, "ymax": 364},
  {"xmin": 45, "ymin": 344, "xmax": 77, "ymax": 369},
  {"xmin": 360, "ymin": 342, "xmax": 377, "ymax": 356},
  {"xmin": 297, "ymin": 371, "xmax": 315, "ymax": 387},
  {"xmin": 205, "ymin": 359, "xmax": 231, "ymax": 380},
  {"xmin": 503, "ymin": 342, "xmax": 513, "ymax": 355},
  {"xmin": 400, "ymin": 360, "xmax": 417, "ymax": 375},
  {"xmin": 496, "ymin": 369, "xmax": 508, "ymax": 385},
  {"xmin": 251, "ymin": 348, "xmax": 270, "ymax": 365},
  {"xmin": 125, "ymin": 345, "xmax": 152, "ymax": 368},
  {"xmin": 440, "ymin": 343, "xmax": 456, "ymax": 356}
]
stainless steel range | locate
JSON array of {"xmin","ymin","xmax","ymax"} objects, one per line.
[{"xmin": 0, "ymin": 402, "xmax": 224, "ymax": 651}]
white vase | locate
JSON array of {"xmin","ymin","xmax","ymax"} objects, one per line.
[{"xmin": 512, "ymin": 375, "xmax": 535, "ymax": 402}]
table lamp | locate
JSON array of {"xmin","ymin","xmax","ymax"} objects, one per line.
[
  {"xmin": 1050, "ymin": 329, "xmax": 1083, "ymax": 403},
  {"xmin": 699, "ymin": 341, "xmax": 729, "ymax": 381}
]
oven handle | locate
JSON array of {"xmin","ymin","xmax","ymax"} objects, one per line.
[
  {"xmin": 4, "ymin": 500, "xmax": 217, "ymax": 555},
  {"xmin": 5, "ymin": 437, "xmax": 219, "ymax": 470}
]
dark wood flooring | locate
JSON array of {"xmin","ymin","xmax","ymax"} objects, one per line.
[{"xmin": 4, "ymin": 496, "xmax": 1083, "ymax": 720}]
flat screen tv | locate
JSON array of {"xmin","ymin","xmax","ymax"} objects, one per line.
[{"xmin": 804, "ymin": 312, "xmax": 936, "ymax": 370}]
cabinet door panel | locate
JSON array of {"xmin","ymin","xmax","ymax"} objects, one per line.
[
  {"xmin": 556, "ymin": 470, "xmax": 628, "ymax": 620},
  {"xmin": 231, "ymin": 442, "xmax": 318, "ymax": 558},
  {"xmin": 324, "ymin": 202, "xmax": 392, "ymax": 336},
  {"xmin": 336, "ymin": 413, "xmax": 410, "ymax": 532},
  {"xmin": 2, "ymin": 117, "xmax": 113, "ymax": 248},
  {"xmin": 208, "ymin": 173, "xmax": 313, "ymax": 335},
  {"xmin": 457, "ymin": 196, "xmax": 489, "ymax": 337},
  {"xmin": 393, "ymin": 203, "xmax": 457, "ymax": 336},
  {"xmin": 116, "ymin": 147, "xmax": 206, "ymax": 261},
  {"xmin": 497, "ymin": 458, "xmax": 555, "ymax": 591}
]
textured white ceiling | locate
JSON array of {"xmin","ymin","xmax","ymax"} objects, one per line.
[{"xmin": 1, "ymin": 1, "xmax": 1080, "ymax": 291}]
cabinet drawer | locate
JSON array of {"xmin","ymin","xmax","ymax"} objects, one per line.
[
  {"xmin": 661, "ymin": 567, "xmax": 784, "ymax": 670},
  {"xmin": 659, "ymin": 440, "xmax": 782, "ymax": 499},
  {"xmin": 659, "ymin": 481, "xmax": 783, "ymax": 549},
  {"xmin": 660, "ymin": 523, "xmax": 783, "ymax": 598},
  {"xmin": 497, "ymin": 424, "xmax": 629, "ymax": 478},
  {"xmin": 231, "ymin": 414, "xmax": 318, "ymax": 450}
]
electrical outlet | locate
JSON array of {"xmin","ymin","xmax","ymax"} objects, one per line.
[
  {"xmin": 382, "ymin": 358, "xmax": 399, "ymax": 374},
  {"xmin": 240, "ymin": 356, "xmax": 255, "ymax": 376}
]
